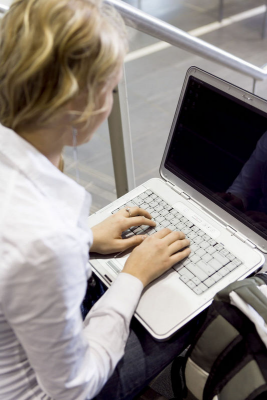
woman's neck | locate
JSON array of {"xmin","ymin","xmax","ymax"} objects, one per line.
[{"xmin": 17, "ymin": 125, "xmax": 70, "ymax": 168}]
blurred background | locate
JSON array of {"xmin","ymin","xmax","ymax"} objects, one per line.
[{"xmin": 2, "ymin": 0, "xmax": 267, "ymax": 214}]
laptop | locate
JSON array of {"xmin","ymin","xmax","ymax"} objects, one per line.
[{"xmin": 87, "ymin": 67, "xmax": 266, "ymax": 340}]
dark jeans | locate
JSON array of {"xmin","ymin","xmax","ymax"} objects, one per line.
[{"xmin": 82, "ymin": 275, "xmax": 202, "ymax": 400}]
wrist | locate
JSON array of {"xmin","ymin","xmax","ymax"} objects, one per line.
[{"xmin": 122, "ymin": 265, "xmax": 148, "ymax": 287}]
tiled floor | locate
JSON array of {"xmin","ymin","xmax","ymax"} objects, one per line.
[{"xmin": 63, "ymin": 0, "xmax": 267, "ymax": 214}]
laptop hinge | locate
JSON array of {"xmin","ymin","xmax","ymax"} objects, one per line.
[
  {"xmin": 166, "ymin": 181, "xmax": 191, "ymax": 200},
  {"xmin": 226, "ymin": 225, "xmax": 256, "ymax": 249}
]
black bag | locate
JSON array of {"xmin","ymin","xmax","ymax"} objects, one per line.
[{"xmin": 171, "ymin": 274, "xmax": 267, "ymax": 400}]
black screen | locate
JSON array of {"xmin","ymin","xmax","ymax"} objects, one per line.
[{"xmin": 165, "ymin": 76, "xmax": 267, "ymax": 240}]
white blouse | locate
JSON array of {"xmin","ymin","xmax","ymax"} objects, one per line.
[{"xmin": 0, "ymin": 125, "xmax": 143, "ymax": 400}]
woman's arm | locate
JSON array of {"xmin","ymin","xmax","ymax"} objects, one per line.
[{"xmin": 2, "ymin": 233, "xmax": 143, "ymax": 400}]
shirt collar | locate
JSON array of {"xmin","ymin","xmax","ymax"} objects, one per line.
[{"xmin": 0, "ymin": 124, "xmax": 92, "ymax": 226}]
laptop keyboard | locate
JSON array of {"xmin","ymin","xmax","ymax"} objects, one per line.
[{"xmin": 112, "ymin": 189, "xmax": 242, "ymax": 295}]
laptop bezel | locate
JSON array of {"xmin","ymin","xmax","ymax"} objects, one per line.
[{"xmin": 160, "ymin": 66, "xmax": 267, "ymax": 253}]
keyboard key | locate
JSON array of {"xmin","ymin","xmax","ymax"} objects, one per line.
[
  {"xmin": 194, "ymin": 236, "xmax": 203, "ymax": 245},
  {"xmin": 151, "ymin": 194, "xmax": 157, "ymax": 199},
  {"xmin": 206, "ymin": 246, "xmax": 216, "ymax": 255},
  {"xmin": 212, "ymin": 272, "xmax": 223, "ymax": 282},
  {"xmin": 220, "ymin": 249, "xmax": 230, "ymax": 256},
  {"xmin": 165, "ymin": 214, "xmax": 174, "ymax": 221},
  {"xmin": 141, "ymin": 203, "xmax": 149, "ymax": 210},
  {"xmin": 142, "ymin": 226, "xmax": 155, "ymax": 235},
  {"xmin": 139, "ymin": 192, "xmax": 148, "ymax": 199},
  {"xmin": 196, "ymin": 248, "xmax": 206, "ymax": 257},
  {"xmin": 203, "ymin": 234, "xmax": 211, "ymax": 241},
  {"xmin": 180, "ymin": 275, "xmax": 189, "ymax": 283},
  {"xmin": 208, "ymin": 239, "xmax": 217, "ymax": 246},
  {"xmin": 151, "ymin": 211, "xmax": 159, "ymax": 218},
  {"xmin": 133, "ymin": 197, "xmax": 144, "ymax": 206},
  {"xmin": 227, "ymin": 262, "xmax": 238, "ymax": 271},
  {"xmin": 168, "ymin": 225, "xmax": 176, "ymax": 231},
  {"xmin": 197, "ymin": 230, "xmax": 205, "ymax": 237},
  {"xmin": 202, "ymin": 253, "xmax": 213, "ymax": 263},
  {"xmin": 165, "ymin": 205, "xmax": 172, "ymax": 211},
  {"xmin": 186, "ymin": 221, "xmax": 194, "ymax": 228},
  {"xmin": 186, "ymin": 263, "xmax": 209, "ymax": 281},
  {"xmin": 144, "ymin": 197, "xmax": 153, "ymax": 204},
  {"xmin": 198, "ymin": 283, "xmax": 208, "ymax": 292},
  {"xmin": 170, "ymin": 209, "xmax": 178, "ymax": 215},
  {"xmin": 132, "ymin": 227, "xmax": 143, "ymax": 234},
  {"xmin": 208, "ymin": 258, "xmax": 222, "ymax": 271},
  {"xmin": 125, "ymin": 202, "xmax": 136, "ymax": 208},
  {"xmin": 160, "ymin": 200, "xmax": 167, "ymax": 206},
  {"xmin": 179, "ymin": 268, "xmax": 194, "ymax": 279},
  {"xmin": 145, "ymin": 190, "xmax": 152, "ymax": 195},
  {"xmin": 159, "ymin": 209, "xmax": 168, "ymax": 217},
  {"xmin": 188, "ymin": 232, "xmax": 197, "ymax": 240},
  {"xmin": 203, "ymin": 277, "xmax": 216, "ymax": 288},
  {"xmin": 232, "ymin": 258, "xmax": 242, "ymax": 266},
  {"xmin": 196, "ymin": 260, "xmax": 215, "ymax": 276},
  {"xmin": 181, "ymin": 217, "xmax": 188, "ymax": 223},
  {"xmin": 190, "ymin": 244, "xmax": 200, "ymax": 252},
  {"xmin": 156, "ymin": 215, "xmax": 165, "ymax": 223},
  {"xmin": 122, "ymin": 229, "xmax": 135, "ymax": 239},
  {"xmin": 200, "ymin": 241, "xmax": 209, "ymax": 250},
  {"xmin": 219, "ymin": 266, "xmax": 230, "ymax": 276},
  {"xmin": 213, "ymin": 252, "xmax": 229, "ymax": 266},
  {"xmin": 161, "ymin": 220, "xmax": 171, "ymax": 227},
  {"xmin": 140, "ymin": 224, "xmax": 150, "ymax": 230},
  {"xmin": 155, "ymin": 225, "xmax": 164, "ymax": 232},
  {"xmin": 192, "ymin": 276, "xmax": 201, "ymax": 285},
  {"xmin": 192, "ymin": 226, "xmax": 199, "ymax": 233},
  {"xmin": 155, "ymin": 205, "xmax": 163, "ymax": 212},
  {"xmin": 190, "ymin": 254, "xmax": 201, "ymax": 264},
  {"xmin": 227, "ymin": 253, "xmax": 235, "ymax": 261},
  {"xmin": 150, "ymin": 201, "xmax": 158, "ymax": 208},
  {"xmin": 182, "ymin": 227, "xmax": 191, "ymax": 235},
  {"xmin": 177, "ymin": 223, "xmax": 186, "ymax": 230},
  {"xmin": 214, "ymin": 244, "xmax": 224, "ymax": 251},
  {"xmin": 193, "ymin": 286, "xmax": 203, "ymax": 295},
  {"xmin": 186, "ymin": 280, "xmax": 196, "ymax": 289},
  {"xmin": 170, "ymin": 218, "xmax": 179, "ymax": 225}
]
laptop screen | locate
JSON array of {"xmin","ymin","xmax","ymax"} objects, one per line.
[{"xmin": 164, "ymin": 76, "xmax": 267, "ymax": 241}]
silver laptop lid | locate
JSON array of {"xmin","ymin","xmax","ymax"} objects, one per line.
[{"xmin": 160, "ymin": 67, "xmax": 267, "ymax": 253}]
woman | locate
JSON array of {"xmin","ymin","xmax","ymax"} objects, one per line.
[{"xmin": 0, "ymin": 1, "xmax": 195, "ymax": 399}]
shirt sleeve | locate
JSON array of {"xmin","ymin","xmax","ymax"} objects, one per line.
[{"xmin": 2, "ymin": 234, "xmax": 143, "ymax": 400}]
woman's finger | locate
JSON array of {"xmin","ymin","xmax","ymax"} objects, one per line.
[
  {"xmin": 152, "ymin": 228, "xmax": 172, "ymax": 239},
  {"xmin": 161, "ymin": 230, "xmax": 186, "ymax": 245},
  {"xmin": 116, "ymin": 234, "xmax": 147, "ymax": 252},
  {"xmin": 124, "ymin": 215, "xmax": 156, "ymax": 229},
  {"xmin": 119, "ymin": 206, "xmax": 153, "ymax": 220},
  {"xmin": 170, "ymin": 247, "xmax": 191, "ymax": 265},
  {"xmin": 168, "ymin": 238, "xmax": 190, "ymax": 256}
]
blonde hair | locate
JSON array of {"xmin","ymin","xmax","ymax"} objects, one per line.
[{"xmin": 0, "ymin": 0, "xmax": 127, "ymax": 130}]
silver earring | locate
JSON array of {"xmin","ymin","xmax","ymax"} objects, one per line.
[{"xmin": 72, "ymin": 127, "xmax": 80, "ymax": 183}]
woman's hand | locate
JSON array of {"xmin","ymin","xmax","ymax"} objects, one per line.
[
  {"xmin": 90, "ymin": 207, "xmax": 156, "ymax": 254},
  {"xmin": 122, "ymin": 228, "xmax": 190, "ymax": 287}
]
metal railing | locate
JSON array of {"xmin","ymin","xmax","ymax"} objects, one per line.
[{"xmin": 1, "ymin": 1, "xmax": 267, "ymax": 196}]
